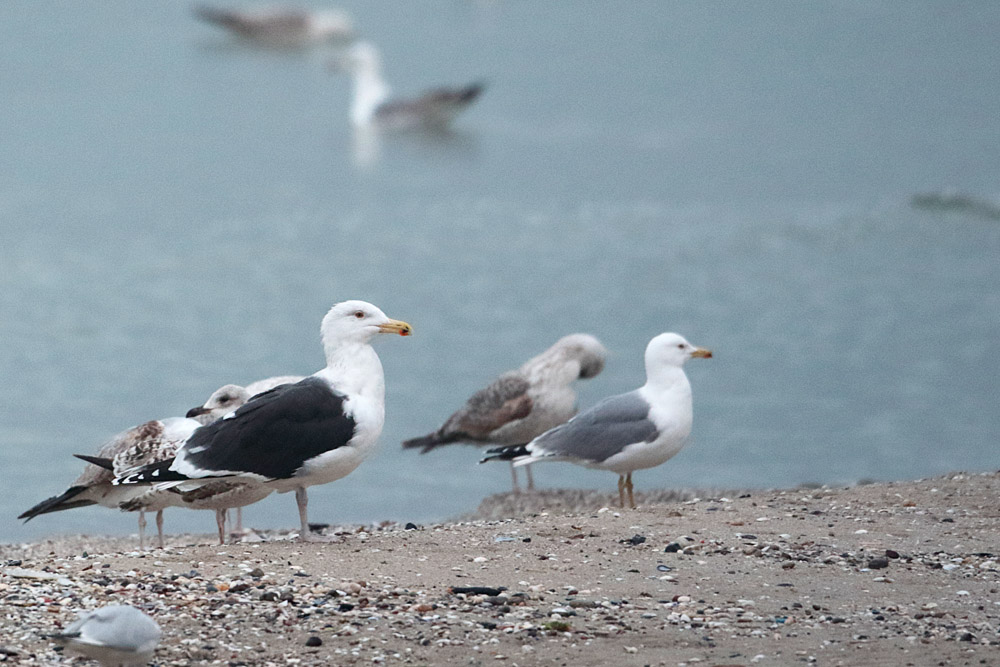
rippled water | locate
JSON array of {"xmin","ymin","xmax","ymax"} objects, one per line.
[{"xmin": 2, "ymin": 1, "xmax": 999, "ymax": 542}]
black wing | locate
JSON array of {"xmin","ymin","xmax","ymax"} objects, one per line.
[{"xmin": 177, "ymin": 377, "xmax": 357, "ymax": 481}]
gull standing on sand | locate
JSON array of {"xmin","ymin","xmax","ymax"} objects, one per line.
[
  {"xmin": 403, "ymin": 334, "xmax": 607, "ymax": 491},
  {"xmin": 193, "ymin": 4, "xmax": 354, "ymax": 46},
  {"xmin": 18, "ymin": 418, "xmax": 199, "ymax": 550},
  {"xmin": 337, "ymin": 41, "xmax": 485, "ymax": 131},
  {"xmin": 116, "ymin": 300, "xmax": 412, "ymax": 541},
  {"xmin": 184, "ymin": 376, "xmax": 305, "ymax": 537},
  {"xmin": 50, "ymin": 604, "xmax": 161, "ymax": 666},
  {"xmin": 482, "ymin": 333, "xmax": 711, "ymax": 508}
]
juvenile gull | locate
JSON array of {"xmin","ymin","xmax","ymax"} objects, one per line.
[
  {"xmin": 194, "ymin": 4, "xmax": 354, "ymax": 46},
  {"xmin": 18, "ymin": 418, "xmax": 198, "ymax": 549},
  {"xmin": 337, "ymin": 41, "xmax": 485, "ymax": 131},
  {"xmin": 116, "ymin": 300, "xmax": 412, "ymax": 541},
  {"xmin": 482, "ymin": 333, "xmax": 711, "ymax": 508},
  {"xmin": 50, "ymin": 604, "xmax": 161, "ymax": 667},
  {"xmin": 184, "ymin": 376, "xmax": 305, "ymax": 537},
  {"xmin": 403, "ymin": 334, "xmax": 606, "ymax": 491}
]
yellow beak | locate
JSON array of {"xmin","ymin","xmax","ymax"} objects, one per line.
[
  {"xmin": 691, "ymin": 347, "xmax": 712, "ymax": 359},
  {"xmin": 378, "ymin": 318, "xmax": 413, "ymax": 336}
]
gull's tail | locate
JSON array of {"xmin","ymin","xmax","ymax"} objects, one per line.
[
  {"xmin": 479, "ymin": 444, "xmax": 529, "ymax": 464},
  {"xmin": 18, "ymin": 486, "xmax": 95, "ymax": 522}
]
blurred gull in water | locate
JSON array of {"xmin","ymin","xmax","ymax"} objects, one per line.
[
  {"xmin": 194, "ymin": 4, "xmax": 354, "ymax": 46},
  {"xmin": 335, "ymin": 41, "xmax": 485, "ymax": 132},
  {"xmin": 50, "ymin": 604, "xmax": 161, "ymax": 666},
  {"xmin": 403, "ymin": 334, "xmax": 606, "ymax": 492}
]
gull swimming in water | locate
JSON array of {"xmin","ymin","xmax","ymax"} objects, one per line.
[
  {"xmin": 194, "ymin": 4, "xmax": 354, "ymax": 46},
  {"xmin": 116, "ymin": 300, "xmax": 413, "ymax": 542},
  {"xmin": 50, "ymin": 604, "xmax": 161, "ymax": 666},
  {"xmin": 482, "ymin": 333, "xmax": 711, "ymax": 508},
  {"xmin": 403, "ymin": 334, "xmax": 607, "ymax": 491},
  {"xmin": 336, "ymin": 40, "xmax": 485, "ymax": 131}
]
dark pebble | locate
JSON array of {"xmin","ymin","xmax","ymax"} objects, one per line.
[
  {"xmin": 338, "ymin": 603, "xmax": 355, "ymax": 612},
  {"xmin": 941, "ymin": 517, "xmax": 954, "ymax": 523},
  {"xmin": 885, "ymin": 550, "xmax": 900, "ymax": 559},
  {"xmin": 868, "ymin": 557, "xmax": 890, "ymax": 570},
  {"xmin": 960, "ymin": 632, "xmax": 975, "ymax": 642},
  {"xmin": 249, "ymin": 568, "xmax": 266, "ymax": 578},
  {"xmin": 451, "ymin": 586, "xmax": 506, "ymax": 596},
  {"xmin": 260, "ymin": 591, "xmax": 279, "ymax": 601},
  {"xmin": 622, "ymin": 535, "xmax": 646, "ymax": 546},
  {"xmin": 664, "ymin": 542, "xmax": 682, "ymax": 553},
  {"xmin": 522, "ymin": 537, "xmax": 531, "ymax": 543},
  {"xmin": 5, "ymin": 560, "xmax": 22, "ymax": 567},
  {"xmin": 206, "ymin": 584, "xmax": 218, "ymax": 593},
  {"xmin": 404, "ymin": 522, "xmax": 418, "ymax": 530},
  {"xmin": 305, "ymin": 636, "xmax": 323, "ymax": 647}
]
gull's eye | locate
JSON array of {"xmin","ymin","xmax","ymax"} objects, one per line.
[
  {"xmin": 354, "ymin": 310, "xmax": 365, "ymax": 319},
  {"xmin": 677, "ymin": 343, "xmax": 686, "ymax": 350}
]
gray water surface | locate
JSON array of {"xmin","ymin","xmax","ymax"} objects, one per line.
[{"xmin": 2, "ymin": 1, "xmax": 999, "ymax": 542}]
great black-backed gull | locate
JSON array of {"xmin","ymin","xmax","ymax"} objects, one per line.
[
  {"xmin": 116, "ymin": 300, "xmax": 412, "ymax": 541},
  {"xmin": 482, "ymin": 333, "xmax": 711, "ymax": 508},
  {"xmin": 403, "ymin": 334, "xmax": 606, "ymax": 491},
  {"xmin": 49, "ymin": 604, "xmax": 161, "ymax": 667},
  {"xmin": 336, "ymin": 41, "xmax": 484, "ymax": 131},
  {"xmin": 194, "ymin": 4, "xmax": 354, "ymax": 46}
]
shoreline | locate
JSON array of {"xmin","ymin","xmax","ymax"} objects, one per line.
[{"xmin": 2, "ymin": 471, "xmax": 998, "ymax": 665}]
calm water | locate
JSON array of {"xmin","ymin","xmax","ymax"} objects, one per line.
[{"xmin": 2, "ymin": 2, "xmax": 999, "ymax": 542}]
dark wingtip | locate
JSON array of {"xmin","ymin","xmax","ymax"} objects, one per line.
[
  {"xmin": 401, "ymin": 434, "xmax": 439, "ymax": 453},
  {"xmin": 479, "ymin": 444, "xmax": 529, "ymax": 464},
  {"xmin": 18, "ymin": 486, "xmax": 93, "ymax": 522},
  {"xmin": 74, "ymin": 454, "xmax": 114, "ymax": 470}
]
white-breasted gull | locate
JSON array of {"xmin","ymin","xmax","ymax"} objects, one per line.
[
  {"xmin": 18, "ymin": 418, "xmax": 199, "ymax": 549},
  {"xmin": 115, "ymin": 300, "xmax": 412, "ymax": 541},
  {"xmin": 403, "ymin": 334, "xmax": 606, "ymax": 491},
  {"xmin": 194, "ymin": 4, "xmax": 354, "ymax": 46},
  {"xmin": 50, "ymin": 604, "xmax": 161, "ymax": 667},
  {"xmin": 481, "ymin": 333, "xmax": 711, "ymax": 508},
  {"xmin": 336, "ymin": 41, "xmax": 485, "ymax": 131}
]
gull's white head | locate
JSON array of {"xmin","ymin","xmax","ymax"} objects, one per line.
[
  {"xmin": 321, "ymin": 300, "xmax": 412, "ymax": 350},
  {"xmin": 186, "ymin": 384, "xmax": 251, "ymax": 424},
  {"xmin": 645, "ymin": 332, "xmax": 712, "ymax": 375}
]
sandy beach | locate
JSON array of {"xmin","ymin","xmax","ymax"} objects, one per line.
[{"xmin": 2, "ymin": 471, "xmax": 997, "ymax": 666}]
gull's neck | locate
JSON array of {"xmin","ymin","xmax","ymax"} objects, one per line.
[
  {"xmin": 351, "ymin": 60, "xmax": 390, "ymax": 127},
  {"xmin": 316, "ymin": 338, "xmax": 385, "ymax": 401},
  {"xmin": 643, "ymin": 363, "xmax": 691, "ymax": 398}
]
